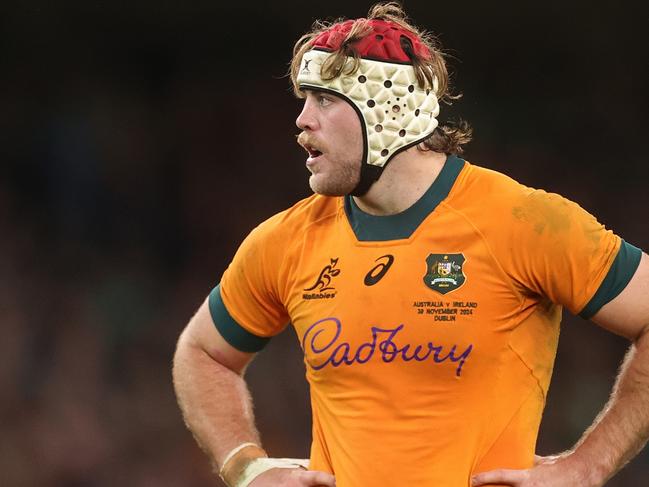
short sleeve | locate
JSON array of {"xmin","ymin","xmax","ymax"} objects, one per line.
[
  {"xmin": 502, "ymin": 189, "xmax": 641, "ymax": 316},
  {"xmin": 210, "ymin": 215, "xmax": 290, "ymax": 352}
]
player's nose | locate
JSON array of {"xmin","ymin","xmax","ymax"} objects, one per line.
[{"xmin": 296, "ymin": 97, "xmax": 319, "ymax": 131}]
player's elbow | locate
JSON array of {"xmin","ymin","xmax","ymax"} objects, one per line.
[{"xmin": 635, "ymin": 321, "xmax": 649, "ymax": 345}]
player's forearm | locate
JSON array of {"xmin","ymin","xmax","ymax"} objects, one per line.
[
  {"xmin": 172, "ymin": 332, "xmax": 261, "ymax": 469},
  {"xmin": 566, "ymin": 329, "xmax": 649, "ymax": 485}
]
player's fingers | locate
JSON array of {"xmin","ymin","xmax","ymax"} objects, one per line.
[
  {"xmin": 301, "ymin": 469, "xmax": 336, "ymax": 486},
  {"xmin": 471, "ymin": 468, "xmax": 528, "ymax": 486}
]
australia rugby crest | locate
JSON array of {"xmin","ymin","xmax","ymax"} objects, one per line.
[{"xmin": 424, "ymin": 253, "xmax": 466, "ymax": 294}]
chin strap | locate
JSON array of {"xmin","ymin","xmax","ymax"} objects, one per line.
[{"xmin": 351, "ymin": 163, "xmax": 383, "ymax": 196}]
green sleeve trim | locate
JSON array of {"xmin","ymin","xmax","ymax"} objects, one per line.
[
  {"xmin": 208, "ymin": 284, "xmax": 271, "ymax": 353},
  {"xmin": 580, "ymin": 240, "xmax": 642, "ymax": 319}
]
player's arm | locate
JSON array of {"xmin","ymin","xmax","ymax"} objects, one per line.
[
  {"xmin": 472, "ymin": 252, "xmax": 649, "ymax": 487},
  {"xmin": 172, "ymin": 298, "xmax": 335, "ymax": 487},
  {"xmin": 173, "ymin": 297, "xmax": 259, "ymax": 468}
]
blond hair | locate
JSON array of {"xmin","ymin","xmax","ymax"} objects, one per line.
[{"xmin": 289, "ymin": 2, "xmax": 472, "ymax": 155}]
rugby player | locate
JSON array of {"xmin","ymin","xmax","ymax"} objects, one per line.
[{"xmin": 173, "ymin": 3, "xmax": 649, "ymax": 486}]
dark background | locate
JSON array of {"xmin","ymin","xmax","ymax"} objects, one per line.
[{"xmin": 1, "ymin": 1, "xmax": 648, "ymax": 485}]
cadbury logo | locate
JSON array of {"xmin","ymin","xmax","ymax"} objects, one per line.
[{"xmin": 302, "ymin": 317, "xmax": 473, "ymax": 377}]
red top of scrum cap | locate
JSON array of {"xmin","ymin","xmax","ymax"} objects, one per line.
[{"xmin": 311, "ymin": 19, "xmax": 430, "ymax": 63}]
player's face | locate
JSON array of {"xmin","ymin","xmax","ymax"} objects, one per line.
[{"xmin": 296, "ymin": 90, "xmax": 363, "ymax": 196}]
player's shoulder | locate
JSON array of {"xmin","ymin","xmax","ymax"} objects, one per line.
[
  {"xmin": 250, "ymin": 193, "xmax": 339, "ymax": 241},
  {"xmin": 453, "ymin": 160, "xmax": 595, "ymax": 235},
  {"xmin": 462, "ymin": 161, "xmax": 583, "ymax": 212},
  {"xmin": 456, "ymin": 161, "xmax": 534, "ymax": 202},
  {"xmin": 450, "ymin": 160, "xmax": 573, "ymax": 219}
]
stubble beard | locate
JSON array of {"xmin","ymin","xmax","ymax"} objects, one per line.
[{"xmin": 309, "ymin": 157, "xmax": 361, "ymax": 196}]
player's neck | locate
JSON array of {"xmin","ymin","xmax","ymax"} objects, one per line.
[{"xmin": 352, "ymin": 149, "xmax": 447, "ymax": 216}]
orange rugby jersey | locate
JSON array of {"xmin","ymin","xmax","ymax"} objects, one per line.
[{"xmin": 210, "ymin": 155, "xmax": 641, "ymax": 486}]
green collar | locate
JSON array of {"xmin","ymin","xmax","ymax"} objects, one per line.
[{"xmin": 344, "ymin": 155, "xmax": 465, "ymax": 242}]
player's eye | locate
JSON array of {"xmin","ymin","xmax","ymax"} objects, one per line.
[{"xmin": 317, "ymin": 95, "xmax": 332, "ymax": 106}]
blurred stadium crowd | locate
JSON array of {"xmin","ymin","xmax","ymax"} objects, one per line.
[{"xmin": 1, "ymin": 2, "xmax": 647, "ymax": 486}]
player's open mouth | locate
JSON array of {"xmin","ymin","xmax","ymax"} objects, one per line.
[{"xmin": 305, "ymin": 144, "xmax": 323, "ymax": 162}]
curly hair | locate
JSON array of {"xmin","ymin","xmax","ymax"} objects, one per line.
[{"xmin": 289, "ymin": 2, "xmax": 472, "ymax": 155}]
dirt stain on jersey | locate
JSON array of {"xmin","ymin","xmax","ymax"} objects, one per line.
[
  {"xmin": 512, "ymin": 190, "xmax": 603, "ymax": 252},
  {"xmin": 512, "ymin": 190, "xmax": 572, "ymax": 236}
]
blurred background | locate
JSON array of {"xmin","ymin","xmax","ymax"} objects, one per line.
[{"xmin": 1, "ymin": 0, "xmax": 647, "ymax": 485}]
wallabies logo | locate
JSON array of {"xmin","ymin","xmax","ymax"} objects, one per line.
[
  {"xmin": 424, "ymin": 253, "xmax": 466, "ymax": 294},
  {"xmin": 303, "ymin": 258, "xmax": 341, "ymax": 299}
]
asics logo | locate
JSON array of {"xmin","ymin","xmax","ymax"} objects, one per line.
[{"xmin": 364, "ymin": 254, "xmax": 394, "ymax": 286}]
